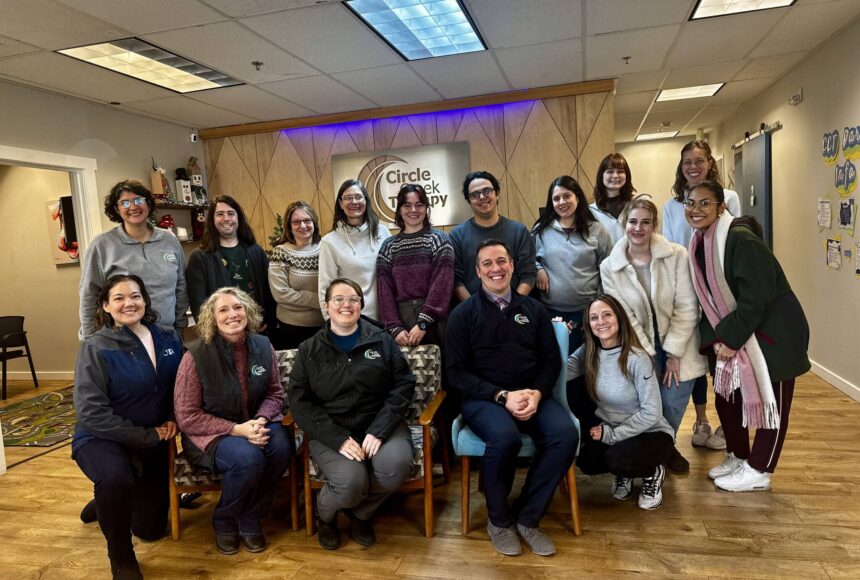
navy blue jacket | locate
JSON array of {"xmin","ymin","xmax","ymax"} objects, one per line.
[
  {"xmin": 445, "ymin": 289, "xmax": 560, "ymax": 402},
  {"xmin": 72, "ymin": 323, "xmax": 182, "ymax": 455}
]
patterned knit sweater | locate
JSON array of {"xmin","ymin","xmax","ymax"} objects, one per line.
[
  {"xmin": 376, "ymin": 227, "xmax": 454, "ymax": 336},
  {"xmin": 268, "ymin": 242, "xmax": 324, "ymax": 327}
]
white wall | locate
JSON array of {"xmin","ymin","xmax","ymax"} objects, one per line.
[
  {"xmin": 709, "ymin": 18, "xmax": 860, "ymax": 399},
  {"xmin": 617, "ymin": 136, "xmax": 695, "ymax": 212}
]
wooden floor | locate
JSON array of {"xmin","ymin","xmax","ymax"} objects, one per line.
[{"xmin": 1, "ymin": 373, "xmax": 859, "ymax": 579}]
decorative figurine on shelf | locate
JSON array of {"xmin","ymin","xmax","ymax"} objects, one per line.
[
  {"xmin": 158, "ymin": 214, "xmax": 176, "ymax": 230},
  {"xmin": 150, "ymin": 157, "xmax": 171, "ymax": 201},
  {"xmin": 175, "ymin": 168, "xmax": 193, "ymax": 204},
  {"xmin": 187, "ymin": 156, "xmax": 208, "ymax": 205},
  {"xmin": 191, "ymin": 206, "xmax": 206, "ymax": 240}
]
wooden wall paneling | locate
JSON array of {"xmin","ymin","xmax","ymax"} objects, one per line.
[
  {"xmin": 232, "ymin": 134, "xmax": 261, "ymax": 188},
  {"xmin": 313, "ymin": 187, "xmax": 335, "ymax": 236},
  {"xmin": 405, "ymin": 113, "xmax": 438, "ymax": 146},
  {"xmin": 203, "ymin": 138, "xmax": 224, "ymax": 185},
  {"xmin": 258, "ymin": 132, "xmax": 318, "ymax": 235},
  {"xmin": 577, "ymin": 93, "xmax": 615, "ymax": 196},
  {"xmin": 208, "ymin": 138, "xmax": 260, "ymax": 214},
  {"xmin": 436, "ymin": 110, "xmax": 464, "ymax": 144},
  {"xmin": 575, "ymin": 92, "xmax": 608, "ymax": 156},
  {"xmin": 345, "ymin": 120, "xmax": 375, "ymax": 152},
  {"xmin": 543, "ymin": 95, "xmax": 579, "ymax": 163},
  {"xmin": 255, "ymin": 132, "xmax": 279, "ymax": 188},
  {"xmin": 285, "ymin": 127, "xmax": 318, "ymax": 184},
  {"xmin": 504, "ymin": 174, "xmax": 540, "ymax": 228},
  {"xmin": 389, "ymin": 118, "xmax": 423, "ymax": 150},
  {"xmin": 246, "ymin": 195, "xmax": 269, "ymax": 249},
  {"xmin": 454, "ymin": 111, "xmax": 505, "ymax": 182},
  {"xmin": 311, "ymin": 125, "xmax": 339, "ymax": 186},
  {"xmin": 372, "ymin": 117, "xmax": 400, "ymax": 151},
  {"xmin": 473, "ymin": 104, "xmax": 506, "ymax": 164},
  {"xmin": 502, "ymin": 101, "xmax": 534, "ymax": 164}
]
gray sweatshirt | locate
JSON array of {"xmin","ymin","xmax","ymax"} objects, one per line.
[
  {"xmin": 78, "ymin": 225, "xmax": 188, "ymax": 340},
  {"xmin": 567, "ymin": 345, "xmax": 673, "ymax": 445},
  {"xmin": 533, "ymin": 219, "xmax": 612, "ymax": 311}
]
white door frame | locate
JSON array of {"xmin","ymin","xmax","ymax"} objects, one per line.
[{"xmin": 0, "ymin": 144, "xmax": 100, "ymax": 251}]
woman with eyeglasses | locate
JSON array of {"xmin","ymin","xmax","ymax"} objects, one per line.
[
  {"xmin": 376, "ymin": 183, "xmax": 454, "ymax": 346},
  {"xmin": 662, "ymin": 141, "xmax": 741, "ymax": 452},
  {"xmin": 685, "ymin": 181, "xmax": 809, "ymax": 492},
  {"xmin": 589, "ymin": 153, "xmax": 638, "ymax": 243},
  {"xmin": 79, "ymin": 179, "xmax": 188, "ymax": 341},
  {"xmin": 289, "ymin": 278, "xmax": 415, "ymax": 550},
  {"xmin": 318, "ymin": 180, "xmax": 391, "ymax": 322},
  {"xmin": 599, "ymin": 195, "xmax": 708, "ymax": 474},
  {"xmin": 269, "ymin": 201, "xmax": 325, "ymax": 349}
]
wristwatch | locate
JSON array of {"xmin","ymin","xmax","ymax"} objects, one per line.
[
  {"xmin": 417, "ymin": 320, "xmax": 429, "ymax": 331},
  {"xmin": 496, "ymin": 390, "xmax": 508, "ymax": 406}
]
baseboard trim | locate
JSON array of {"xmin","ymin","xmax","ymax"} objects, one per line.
[
  {"xmin": 5, "ymin": 371, "xmax": 74, "ymax": 381},
  {"xmin": 810, "ymin": 359, "xmax": 860, "ymax": 403}
]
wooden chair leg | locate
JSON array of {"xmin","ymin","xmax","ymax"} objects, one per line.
[
  {"xmin": 167, "ymin": 438, "xmax": 181, "ymax": 540},
  {"xmin": 422, "ymin": 424, "xmax": 434, "ymax": 538},
  {"xmin": 289, "ymin": 452, "xmax": 299, "ymax": 532},
  {"xmin": 567, "ymin": 466, "xmax": 582, "ymax": 536},
  {"xmin": 304, "ymin": 444, "xmax": 314, "ymax": 536},
  {"xmin": 461, "ymin": 455, "xmax": 470, "ymax": 535},
  {"xmin": 437, "ymin": 417, "xmax": 451, "ymax": 484}
]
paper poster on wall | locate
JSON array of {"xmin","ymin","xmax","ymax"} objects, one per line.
[
  {"xmin": 839, "ymin": 198, "xmax": 856, "ymax": 236},
  {"xmin": 822, "ymin": 129, "xmax": 840, "ymax": 165},
  {"xmin": 826, "ymin": 238, "xmax": 842, "ymax": 270},
  {"xmin": 843, "ymin": 125, "xmax": 860, "ymax": 161},
  {"xmin": 835, "ymin": 159, "xmax": 857, "ymax": 196},
  {"xmin": 856, "ymin": 243, "xmax": 860, "ymax": 278},
  {"xmin": 818, "ymin": 198, "xmax": 832, "ymax": 229}
]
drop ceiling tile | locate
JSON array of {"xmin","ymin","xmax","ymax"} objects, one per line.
[
  {"xmin": 467, "ymin": 0, "xmax": 581, "ymax": 49},
  {"xmin": 690, "ymin": 104, "xmax": 741, "ymax": 125},
  {"xmin": 0, "ymin": 51, "xmax": 173, "ymax": 103},
  {"xmin": 242, "ymin": 3, "xmax": 401, "ymax": 74},
  {"xmin": 410, "ymin": 51, "xmax": 510, "ymax": 99},
  {"xmin": 189, "ymin": 85, "xmax": 314, "ymax": 121},
  {"xmin": 587, "ymin": 0, "xmax": 691, "ymax": 34},
  {"xmin": 0, "ymin": 0, "xmax": 128, "ymax": 50},
  {"xmin": 663, "ymin": 10, "xmax": 785, "ymax": 68},
  {"xmin": 710, "ymin": 78, "xmax": 774, "ymax": 103},
  {"xmin": 331, "ymin": 64, "xmax": 440, "ymax": 107},
  {"xmin": 735, "ymin": 52, "xmax": 807, "ymax": 80},
  {"xmin": 495, "ymin": 39, "xmax": 583, "ymax": 89},
  {"xmin": 0, "ymin": 35, "xmax": 41, "ymax": 59},
  {"xmin": 260, "ymin": 75, "xmax": 376, "ymax": 114},
  {"xmin": 615, "ymin": 91, "xmax": 656, "ymax": 115},
  {"xmin": 586, "ymin": 25, "xmax": 680, "ymax": 79},
  {"xmin": 749, "ymin": 0, "xmax": 860, "ymax": 58},
  {"xmin": 145, "ymin": 22, "xmax": 317, "ymax": 84},
  {"xmin": 124, "ymin": 96, "xmax": 257, "ymax": 128},
  {"xmin": 57, "ymin": 0, "xmax": 225, "ymax": 34},
  {"xmin": 202, "ymin": 0, "xmax": 330, "ymax": 18},
  {"xmin": 663, "ymin": 60, "xmax": 746, "ymax": 88},
  {"xmin": 615, "ymin": 70, "xmax": 667, "ymax": 94},
  {"xmin": 649, "ymin": 99, "xmax": 708, "ymax": 114}
]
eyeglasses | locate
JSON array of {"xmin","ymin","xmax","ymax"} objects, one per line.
[
  {"xmin": 330, "ymin": 295, "xmax": 361, "ymax": 306},
  {"xmin": 683, "ymin": 199, "xmax": 719, "ymax": 210},
  {"xmin": 401, "ymin": 203, "xmax": 426, "ymax": 211},
  {"xmin": 468, "ymin": 187, "xmax": 495, "ymax": 200},
  {"xmin": 118, "ymin": 197, "xmax": 147, "ymax": 209},
  {"xmin": 340, "ymin": 194, "xmax": 365, "ymax": 203},
  {"xmin": 291, "ymin": 218, "xmax": 313, "ymax": 226}
]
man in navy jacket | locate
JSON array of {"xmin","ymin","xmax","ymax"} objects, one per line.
[{"xmin": 446, "ymin": 239, "xmax": 578, "ymax": 557}]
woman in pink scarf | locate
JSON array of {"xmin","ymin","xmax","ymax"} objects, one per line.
[{"xmin": 685, "ymin": 180, "xmax": 809, "ymax": 492}]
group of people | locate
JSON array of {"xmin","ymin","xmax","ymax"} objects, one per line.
[{"xmin": 71, "ymin": 139, "xmax": 809, "ymax": 578}]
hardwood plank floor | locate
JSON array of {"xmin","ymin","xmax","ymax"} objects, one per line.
[{"xmin": 0, "ymin": 372, "xmax": 857, "ymax": 579}]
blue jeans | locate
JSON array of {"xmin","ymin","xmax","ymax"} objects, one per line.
[
  {"xmin": 462, "ymin": 397, "xmax": 578, "ymax": 528},
  {"xmin": 653, "ymin": 340, "xmax": 695, "ymax": 434},
  {"xmin": 212, "ymin": 421, "xmax": 293, "ymax": 535}
]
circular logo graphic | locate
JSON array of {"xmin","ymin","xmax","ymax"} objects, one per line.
[{"xmin": 357, "ymin": 154, "xmax": 407, "ymax": 224}]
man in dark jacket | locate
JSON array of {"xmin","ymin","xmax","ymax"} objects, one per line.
[
  {"xmin": 186, "ymin": 195, "xmax": 276, "ymax": 332},
  {"xmin": 446, "ymin": 239, "xmax": 578, "ymax": 557}
]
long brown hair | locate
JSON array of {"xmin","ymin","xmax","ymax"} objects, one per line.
[
  {"xmin": 593, "ymin": 153, "xmax": 635, "ymax": 211},
  {"xmin": 583, "ymin": 294, "xmax": 646, "ymax": 402},
  {"xmin": 672, "ymin": 140, "xmax": 723, "ymax": 202},
  {"xmin": 277, "ymin": 201, "xmax": 321, "ymax": 246},
  {"xmin": 199, "ymin": 195, "xmax": 257, "ymax": 252}
]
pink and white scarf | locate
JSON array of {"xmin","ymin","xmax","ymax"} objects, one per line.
[{"xmin": 689, "ymin": 212, "xmax": 780, "ymax": 429}]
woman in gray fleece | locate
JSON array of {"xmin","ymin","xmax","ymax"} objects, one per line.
[{"xmin": 567, "ymin": 294, "xmax": 674, "ymax": 510}]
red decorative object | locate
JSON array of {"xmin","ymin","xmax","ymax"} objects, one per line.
[
  {"xmin": 158, "ymin": 214, "xmax": 176, "ymax": 229},
  {"xmin": 191, "ymin": 207, "xmax": 206, "ymax": 240}
]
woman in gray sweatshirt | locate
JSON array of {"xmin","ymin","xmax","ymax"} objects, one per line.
[{"xmin": 567, "ymin": 294, "xmax": 673, "ymax": 511}]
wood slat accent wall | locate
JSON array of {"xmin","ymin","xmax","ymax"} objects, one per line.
[{"xmin": 202, "ymin": 90, "xmax": 614, "ymax": 247}]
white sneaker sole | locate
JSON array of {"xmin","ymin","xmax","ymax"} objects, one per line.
[{"xmin": 715, "ymin": 480, "xmax": 771, "ymax": 492}]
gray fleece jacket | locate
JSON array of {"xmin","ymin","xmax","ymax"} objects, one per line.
[
  {"xmin": 78, "ymin": 225, "xmax": 188, "ymax": 340},
  {"xmin": 567, "ymin": 345, "xmax": 673, "ymax": 445}
]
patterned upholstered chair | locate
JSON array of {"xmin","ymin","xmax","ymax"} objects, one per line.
[
  {"xmin": 167, "ymin": 349, "xmax": 300, "ymax": 540},
  {"xmin": 297, "ymin": 343, "xmax": 449, "ymax": 538},
  {"xmin": 451, "ymin": 320, "xmax": 582, "ymax": 535}
]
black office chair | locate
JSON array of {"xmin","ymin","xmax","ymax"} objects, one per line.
[{"xmin": 0, "ymin": 316, "xmax": 39, "ymax": 400}]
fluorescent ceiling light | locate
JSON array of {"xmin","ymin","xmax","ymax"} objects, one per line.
[
  {"xmin": 690, "ymin": 0, "xmax": 795, "ymax": 20},
  {"xmin": 636, "ymin": 131, "xmax": 680, "ymax": 141},
  {"xmin": 657, "ymin": 83, "xmax": 724, "ymax": 101},
  {"xmin": 344, "ymin": 0, "xmax": 486, "ymax": 61},
  {"xmin": 57, "ymin": 38, "xmax": 242, "ymax": 94}
]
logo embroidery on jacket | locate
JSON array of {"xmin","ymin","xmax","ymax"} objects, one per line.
[
  {"xmin": 163, "ymin": 252, "xmax": 177, "ymax": 263},
  {"xmin": 514, "ymin": 314, "xmax": 530, "ymax": 325},
  {"xmin": 251, "ymin": 365, "xmax": 266, "ymax": 376},
  {"xmin": 364, "ymin": 349, "xmax": 381, "ymax": 360},
  {"xmin": 163, "ymin": 348, "xmax": 175, "ymax": 356}
]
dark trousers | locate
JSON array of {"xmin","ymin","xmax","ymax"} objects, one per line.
[
  {"xmin": 74, "ymin": 438, "xmax": 169, "ymax": 566},
  {"xmin": 462, "ymin": 398, "xmax": 578, "ymax": 528},
  {"xmin": 692, "ymin": 374, "xmax": 708, "ymax": 406},
  {"xmin": 577, "ymin": 432, "xmax": 673, "ymax": 478},
  {"xmin": 212, "ymin": 421, "xmax": 294, "ymax": 535},
  {"xmin": 715, "ymin": 379, "xmax": 795, "ymax": 473},
  {"xmin": 271, "ymin": 322, "xmax": 321, "ymax": 350}
]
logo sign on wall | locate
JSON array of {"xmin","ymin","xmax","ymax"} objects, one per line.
[{"xmin": 331, "ymin": 142, "xmax": 472, "ymax": 227}]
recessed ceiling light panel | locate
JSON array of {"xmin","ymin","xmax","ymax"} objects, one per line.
[
  {"xmin": 635, "ymin": 131, "xmax": 680, "ymax": 141},
  {"xmin": 57, "ymin": 38, "xmax": 242, "ymax": 94},
  {"xmin": 345, "ymin": 0, "xmax": 486, "ymax": 61},
  {"xmin": 657, "ymin": 83, "xmax": 724, "ymax": 101},
  {"xmin": 690, "ymin": 0, "xmax": 795, "ymax": 20}
]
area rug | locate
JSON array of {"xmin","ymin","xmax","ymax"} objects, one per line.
[{"xmin": 0, "ymin": 386, "xmax": 76, "ymax": 447}]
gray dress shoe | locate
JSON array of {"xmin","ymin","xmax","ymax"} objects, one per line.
[
  {"xmin": 516, "ymin": 523, "xmax": 556, "ymax": 556},
  {"xmin": 487, "ymin": 522, "xmax": 522, "ymax": 556}
]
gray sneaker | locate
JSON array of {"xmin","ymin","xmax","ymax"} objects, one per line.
[
  {"xmin": 487, "ymin": 522, "xmax": 522, "ymax": 556},
  {"xmin": 706, "ymin": 426, "xmax": 727, "ymax": 450},
  {"xmin": 516, "ymin": 523, "xmax": 556, "ymax": 556},
  {"xmin": 691, "ymin": 420, "xmax": 712, "ymax": 447}
]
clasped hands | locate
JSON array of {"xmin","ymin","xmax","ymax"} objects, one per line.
[
  {"xmin": 713, "ymin": 342, "xmax": 737, "ymax": 362},
  {"xmin": 339, "ymin": 433, "xmax": 382, "ymax": 461},
  {"xmin": 394, "ymin": 325, "xmax": 427, "ymax": 347},
  {"xmin": 504, "ymin": 389, "xmax": 542, "ymax": 421},
  {"xmin": 231, "ymin": 417, "xmax": 271, "ymax": 448},
  {"xmin": 154, "ymin": 420, "xmax": 178, "ymax": 441}
]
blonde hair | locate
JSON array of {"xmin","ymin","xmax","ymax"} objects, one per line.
[
  {"xmin": 196, "ymin": 287, "xmax": 262, "ymax": 343},
  {"xmin": 620, "ymin": 194, "xmax": 658, "ymax": 230}
]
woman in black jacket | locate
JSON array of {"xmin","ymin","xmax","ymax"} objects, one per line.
[{"xmin": 289, "ymin": 278, "xmax": 415, "ymax": 550}]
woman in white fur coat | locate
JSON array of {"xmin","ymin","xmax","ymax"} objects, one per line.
[{"xmin": 600, "ymin": 195, "xmax": 707, "ymax": 474}]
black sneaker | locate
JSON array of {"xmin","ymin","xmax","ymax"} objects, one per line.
[
  {"xmin": 215, "ymin": 532, "xmax": 240, "ymax": 555},
  {"xmin": 667, "ymin": 447, "xmax": 690, "ymax": 474},
  {"xmin": 346, "ymin": 510, "xmax": 376, "ymax": 546},
  {"xmin": 80, "ymin": 498, "xmax": 98, "ymax": 524},
  {"xmin": 110, "ymin": 552, "xmax": 142, "ymax": 580},
  {"xmin": 240, "ymin": 532, "xmax": 267, "ymax": 553},
  {"xmin": 317, "ymin": 516, "xmax": 341, "ymax": 550}
]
